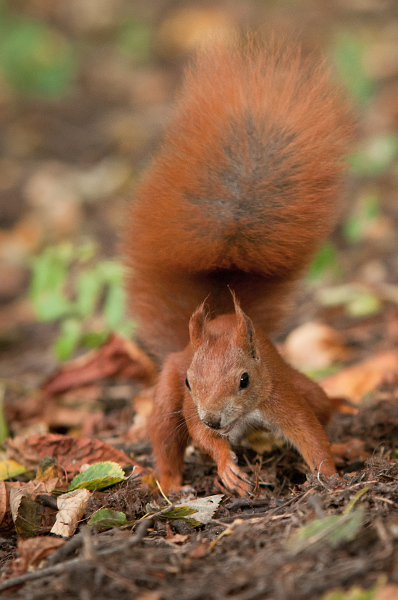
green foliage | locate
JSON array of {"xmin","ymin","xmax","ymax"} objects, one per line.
[
  {"xmin": 116, "ymin": 16, "xmax": 152, "ymax": 61},
  {"xmin": 333, "ymin": 32, "xmax": 374, "ymax": 104},
  {"xmin": 343, "ymin": 191, "xmax": 380, "ymax": 243},
  {"xmin": 29, "ymin": 242, "xmax": 135, "ymax": 361},
  {"xmin": 308, "ymin": 242, "xmax": 340, "ymax": 282},
  {"xmin": 317, "ymin": 283, "xmax": 382, "ymax": 318},
  {"xmin": 88, "ymin": 508, "xmax": 128, "ymax": 531},
  {"xmin": 288, "ymin": 487, "xmax": 368, "ymax": 554},
  {"xmin": 68, "ymin": 461, "xmax": 127, "ymax": 492},
  {"xmin": 0, "ymin": 1, "xmax": 76, "ymax": 97}
]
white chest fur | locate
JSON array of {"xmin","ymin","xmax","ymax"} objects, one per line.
[{"xmin": 226, "ymin": 408, "xmax": 271, "ymax": 446}]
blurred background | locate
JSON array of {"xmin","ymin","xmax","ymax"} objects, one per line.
[{"xmin": 0, "ymin": 0, "xmax": 397, "ymax": 384}]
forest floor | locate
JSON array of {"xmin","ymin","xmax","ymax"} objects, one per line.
[{"xmin": 0, "ymin": 1, "xmax": 398, "ymax": 599}]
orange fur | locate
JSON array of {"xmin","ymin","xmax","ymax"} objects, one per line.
[{"xmin": 124, "ymin": 38, "xmax": 354, "ymax": 494}]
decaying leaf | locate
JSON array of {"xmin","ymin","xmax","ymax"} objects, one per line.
[
  {"xmin": 321, "ymin": 350, "xmax": 398, "ymax": 403},
  {"xmin": 147, "ymin": 494, "xmax": 224, "ymax": 528},
  {"xmin": 10, "ymin": 488, "xmax": 45, "ymax": 538},
  {"xmin": 6, "ymin": 536, "xmax": 66, "ymax": 578},
  {"xmin": 177, "ymin": 494, "xmax": 224, "ymax": 525},
  {"xmin": 8, "ymin": 479, "xmax": 61, "ymax": 538},
  {"xmin": 68, "ymin": 461, "xmax": 128, "ymax": 491},
  {"xmin": 42, "ymin": 333, "xmax": 157, "ymax": 397},
  {"xmin": 165, "ymin": 523, "xmax": 190, "ymax": 544},
  {"xmin": 51, "ymin": 488, "xmax": 91, "ymax": 538},
  {"xmin": 5, "ymin": 433, "xmax": 142, "ymax": 477}
]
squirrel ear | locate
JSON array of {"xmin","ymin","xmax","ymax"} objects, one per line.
[
  {"xmin": 231, "ymin": 292, "xmax": 260, "ymax": 361},
  {"xmin": 189, "ymin": 301, "xmax": 208, "ymax": 351}
]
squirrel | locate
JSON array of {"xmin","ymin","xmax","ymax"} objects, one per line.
[{"xmin": 125, "ymin": 37, "xmax": 353, "ymax": 495}]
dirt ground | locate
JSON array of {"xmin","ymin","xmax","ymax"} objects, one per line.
[{"xmin": 1, "ymin": 1, "xmax": 398, "ymax": 599}]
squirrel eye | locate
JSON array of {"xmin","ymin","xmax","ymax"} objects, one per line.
[
  {"xmin": 185, "ymin": 378, "xmax": 191, "ymax": 391},
  {"xmin": 239, "ymin": 372, "xmax": 250, "ymax": 389}
]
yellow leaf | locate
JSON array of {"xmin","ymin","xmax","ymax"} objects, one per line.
[{"xmin": 0, "ymin": 459, "xmax": 26, "ymax": 480}]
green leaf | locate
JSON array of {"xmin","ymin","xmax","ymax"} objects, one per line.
[
  {"xmin": 75, "ymin": 269, "xmax": 102, "ymax": 318},
  {"xmin": 53, "ymin": 318, "xmax": 82, "ymax": 360},
  {"xmin": 288, "ymin": 505, "xmax": 366, "ymax": 553},
  {"xmin": 68, "ymin": 462, "xmax": 127, "ymax": 492},
  {"xmin": 81, "ymin": 330, "xmax": 110, "ymax": 349},
  {"xmin": 96, "ymin": 260, "xmax": 124, "ymax": 283},
  {"xmin": 103, "ymin": 283, "xmax": 126, "ymax": 330},
  {"xmin": 116, "ymin": 17, "xmax": 152, "ymax": 61},
  {"xmin": 308, "ymin": 242, "xmax": 339, "ymax": 282},
  {"xmin": 317, "ymin": 284, "xmax": 382, "ymax": 317},
  {"xmin": 32, "ymin": 289, "xmax": 72, "ymax": 322},
  {"xmin": 346, "ymin": 293, "xmax": 381, "ymax": 317},
  {"xmin": 333, "ymin": 33, "xmax": 374, "ymax": 104},
  {"xmin": 0, "ymin": 15, "xmax": 76, "ymax": 97},
  {"xmin": 88, "ymin": 508, "xmax": 128, "ymax": 531},
  {"xmin": 288, "ymin": 489, "xmax": 368, "ymax": 554}
]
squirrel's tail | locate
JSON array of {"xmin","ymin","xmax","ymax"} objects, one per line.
[{"xmin": 125, "ymin": 37, "xmax": 354, "ymax": 359}]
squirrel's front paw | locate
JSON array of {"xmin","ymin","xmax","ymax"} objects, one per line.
[
  {"xmin": 218, "ymin": 461, "xmax": 252, "ymax": 496},
  {"xmin": 159, "ymin": 474, "xmax": 182, "ymax": 495}
]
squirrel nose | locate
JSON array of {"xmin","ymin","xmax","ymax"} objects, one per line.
[{"xmin": 203, "ymin": 416, "xmax": 221, "ymax": 430}]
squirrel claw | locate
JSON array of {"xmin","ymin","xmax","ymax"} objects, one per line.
[{"xmin": 219, "ymin": 461, "xmax": 252, "ymax": 497}]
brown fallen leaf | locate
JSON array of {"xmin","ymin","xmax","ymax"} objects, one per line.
[
  {"xmin": 5, "ymin": 433, "xmax": 143, "ymax": 478},
  {"xmin": 283, "ymin": 321, "xmax": 350, "ymax": 370},
  {"xmin": 6, "ymin": 536, "xmax": 66, "ymax": 579},
  {"xmin": 165, "ymin": 523, "xmax": 190, "ymax": 545},
  {"xmin": 321, "ymin": 350, "xmax": 398, "ymax": 403},
  {"xmin": 331, "ymin": 439, "xmax": 370, "ymax": 466},
  {"xmin": 42, "ymin": 333, "xmax": 157, "ymax": 397},
  {"xmin": 8, "ymin": 479, "xmax": 62, "ymax": 538}
]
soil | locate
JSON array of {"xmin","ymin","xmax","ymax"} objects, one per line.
[{"xmin": 0, "ymin": 1, "xmax": 398, "ymax": 599}]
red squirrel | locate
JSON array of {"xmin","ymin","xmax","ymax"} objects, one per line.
[{"xmin": 125, "ymin": 38, "xmax": 353, "ymax": 495}]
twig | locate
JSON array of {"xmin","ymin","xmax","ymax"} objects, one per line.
[{"xmin": 0, "ymin": 512, "xmax": 158, "ymax": 592}]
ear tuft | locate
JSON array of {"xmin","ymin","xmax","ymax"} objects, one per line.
[
  {"xmin": 189, "ymin": 301, "xmax": 209, "ymax": 351},
  {"xmin": 230, "ymin": 289, "xmax": 259, "ymax": 361}
]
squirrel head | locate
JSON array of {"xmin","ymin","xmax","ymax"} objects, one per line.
[{"xmin": 186, "ymin": 294, "xmax": 272, "ymax": 434}]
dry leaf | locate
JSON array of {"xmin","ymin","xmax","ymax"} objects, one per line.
[
  {"xmin": 283, "ymin": 321, "xmax": 350, "ymax": 370},
  {"xmin": 42, "ymin": 334, "xmax": 157, "ymax": 397},
  {"xmin": 165, "ymin": 523, "xmax": 190, "ymax": 544},
  {"xmin": 7, "ymin": 536, "xmax": 66, "ymax": 578},
  {"xmin": 331, "ymin": 439, "xmax": 370, "ymax": 466},
  {"xmin": 5, "ymin": 433, "xmax": 143, "ymax": 478},
  {"xmin": 51, "ymin": 488, "xmax": 91, "ymax": 537},
  {"xmin": 321, "ymin": 350, "xmax": 398, "ymax": 403}
]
